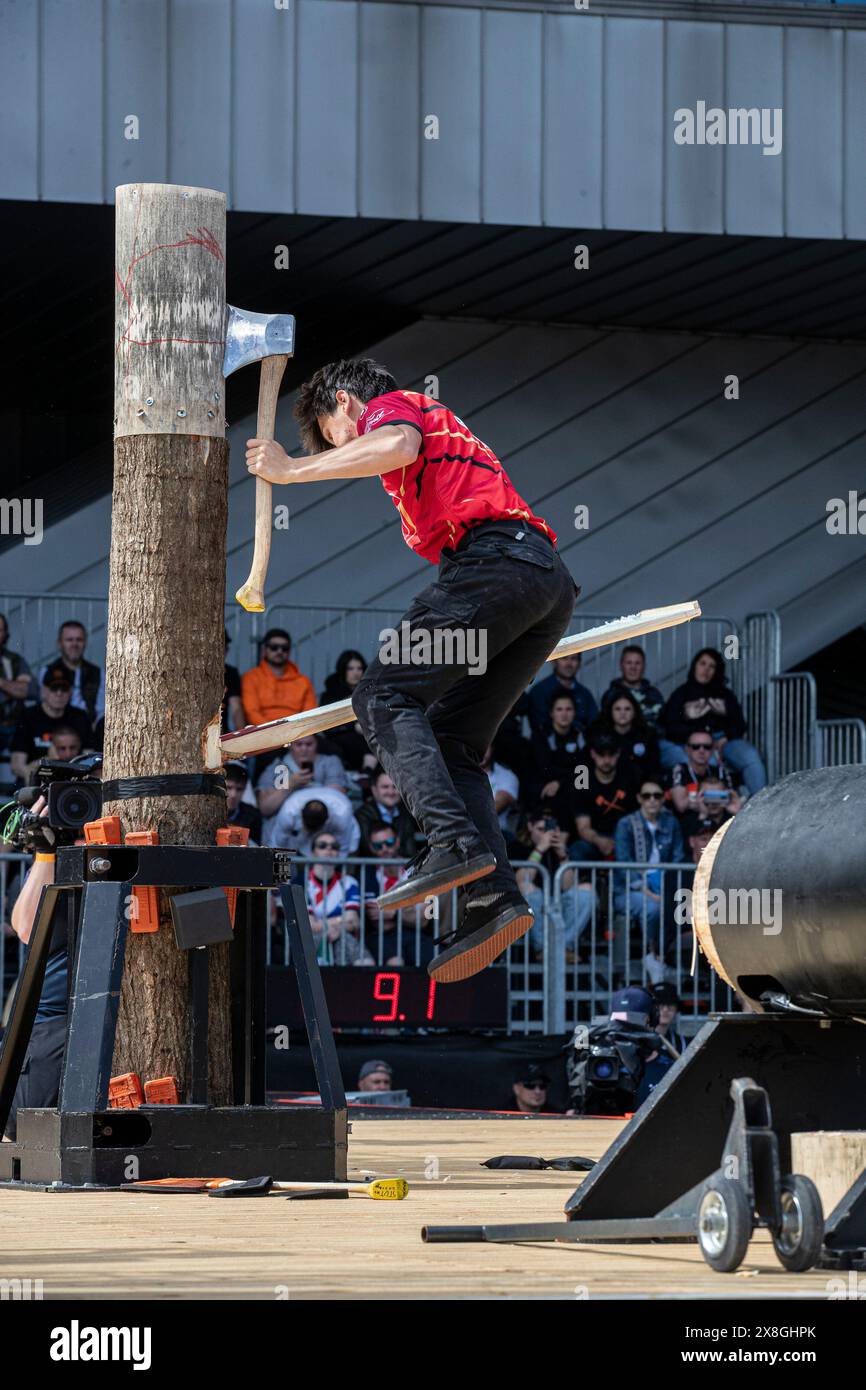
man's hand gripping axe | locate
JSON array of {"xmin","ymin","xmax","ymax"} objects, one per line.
[{"xmin": 223, "ymin": 305, "xmax": 296, "ymax": 612}]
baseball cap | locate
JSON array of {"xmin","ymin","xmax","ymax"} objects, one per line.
[
  {"xmin": 609, "ymin": 986, "xmax": 655, "ymax": 1026},
  {"xmin": 516, "ymin": 1063, "xmax": 550, "ymax": 1086},
  {"xmin": 588, "ymin": 732, "xmax": 618, "ymax": 753},
  {"xmin": 43, "ymin": 664, "xmax": 72, "ymax": 690},
  {"xmin": 358, "ymin": 1059, "xmax": 393, "ymax": 1083}
]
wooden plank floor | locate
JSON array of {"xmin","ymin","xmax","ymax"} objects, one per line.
[{"xmin": 0, "ymin": 1118, "xmax": 838, "ymax": 1299}]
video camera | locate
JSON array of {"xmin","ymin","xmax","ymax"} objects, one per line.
[
  {"xmin": 566, "ymin": 987, "xmax": 675, "ymax": 1116},
  {"xmin": 2, "ymin": 753, "xmax": 103, "ymax": 851}
]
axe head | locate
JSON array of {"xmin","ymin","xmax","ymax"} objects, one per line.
[{"xmin": 223, "ymin": 305, "xmax": 295, "ymax": 378}]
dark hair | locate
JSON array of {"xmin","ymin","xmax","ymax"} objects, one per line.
[
  {"xmin": 301, "ymin": 799, "xmax": 328, "ymax": 832},
  {"xmin": 59, "ymin": 619, "xmax": 86, "ymax": 638},
  {"xmin": 50, "ymin": 724, "xmax": 82, "ymax": 743},
  {"xmin": 516, "ymin": 808, "xmax": 560, "ymax": 845},
  {"xmin": 621, "ymin": 644, "xmax": 645, "ymax": 662},
  {"xmin": 224, "ymin": 761, "xmax": 248, "ymax": 785},
  {"xmin": 688, "ymin": 647, "xmax": 727, "ymax": 689},
  {"xmin": 367, "ymin": 820, "xmax": 394, "ymax": 841},
  {"xmin": 294, "ymin": 359, "xmax": 398, "ymax": 453},
  {"xmin": 262, "ymin": 628, "xmax": 291, "ymax": 650},
  {"xmin": 549, "ymin": 688, "xmax": 576, "ymax": 714},
  {"xmin": 370, "ymin": 764, "xmax": 391, "ymax": 785},
  {"xmin": 603, "ymin": 688, "xmax": 648, "ymax": 731},
  {"xmin": 335, "ymin": 649, "xmax": 366, "ymax": 684}
]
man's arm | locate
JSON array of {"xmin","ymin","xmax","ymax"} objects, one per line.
[
  {"xmin": 0, "ymin": 673, "xmax": 30, "ymax": 701},
  {"xmin": 246, "ymin": 424, "xmax": 421, "ymax": 485},
  {"xmin": 11, "ymin": 855, "xmax": 55, "ymax": 945}
]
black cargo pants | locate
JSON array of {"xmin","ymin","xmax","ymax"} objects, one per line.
[{"xmin": 352, "ymin": 520, "xmax": 578, "ymax": 898}]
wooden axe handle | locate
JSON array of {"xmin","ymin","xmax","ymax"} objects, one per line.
[{"xmin": 235, "ymin": 353, "xmax": 289, "ymax": 612}]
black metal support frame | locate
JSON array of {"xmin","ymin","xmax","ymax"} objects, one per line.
[
  {"xmin": 423, "ymin": 1015, "xmax": 866, "ymax": 1266},
  {"xmin": 0, "ymin": 844, "xmax": 347, "ymax": 1188}
]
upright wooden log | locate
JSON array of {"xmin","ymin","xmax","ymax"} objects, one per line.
[{"xmin": 108, "ymin": 183, "xmax": 231, "ymax": 1100}]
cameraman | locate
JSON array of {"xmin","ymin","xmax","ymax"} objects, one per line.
[
  {"xmin": 2, "ymin": 798, "xmax": 66, "ymax": 1141},
  {"xmin": 566, "ymin": 986, "xmax": 677, "ymax": 1117}
]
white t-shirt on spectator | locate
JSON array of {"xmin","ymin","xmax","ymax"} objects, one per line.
[
  {"xmin": 267, "ymin": 786, "xmax": 360, "ymax": 855},
  {"xmin": 487, "ymin": 761, "xmax": 519, "ymax": 830},
  {"xmin": 256, "ymin": 751, "xmax": 347, "ymax": 842}
]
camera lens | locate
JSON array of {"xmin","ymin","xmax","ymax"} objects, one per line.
[{"xmin": 50, "ymin": 781, "xmax": 103, "ymax": 830}]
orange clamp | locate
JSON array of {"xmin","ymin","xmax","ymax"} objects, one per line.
[
  {"xmin": 216, "ymin": 825, "xmax": 250, "ymax": 927},
  {"xmin": 143, "ymin": 1076, "xmax": 179, "ymax": 1106},
  {"xmin": 108, "ymin": 1073, "xmax": 144, "ymax": 1110},
  {"xmin": 124, "ymin": 829, "xmax": 160, "ymax": 933},
  {"xmin": 84, "ymin": 816, "xmax": 122, "ymax": 845}
]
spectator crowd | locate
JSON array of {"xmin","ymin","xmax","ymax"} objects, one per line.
[{"xmin": 1, "ymin": 611, "xmax": 769, "ymax": 987}]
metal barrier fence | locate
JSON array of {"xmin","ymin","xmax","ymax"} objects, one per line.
[
  {"xmin": 551, "ymin": 860, "xmax": 734, "ymax": 1035},
  {"xmin": 817, "ymin": 718, "xmax": 866, "ymax": 768},
  {"xmin": 768, "ymin": 671, "xmax": 819, "ymax": 781},
  {"xmin": 269, "ymin": 856, "xmax": 555, "ymax": 1036}
]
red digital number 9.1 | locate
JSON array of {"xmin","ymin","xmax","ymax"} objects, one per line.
[{"xmin": 372, "ymin": 972, "xmax": 401, "ymax": 1022}]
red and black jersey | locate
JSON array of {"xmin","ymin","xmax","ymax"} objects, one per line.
[{"xmin": 356, "ymin": 390, "xmax": 556, "ymax": 563}]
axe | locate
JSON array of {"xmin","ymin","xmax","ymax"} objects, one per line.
[{"xmin": 223, "ymin": 305, "xmax": 296, "ymax": 613}]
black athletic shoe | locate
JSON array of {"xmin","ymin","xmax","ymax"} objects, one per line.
[
  {"xmin": 428, "ymin": 889, "xmax": 534, "ymax": 984},
  {"xmin": 376, "ymin": 839, "xmax": 496, "ymax": 911}
]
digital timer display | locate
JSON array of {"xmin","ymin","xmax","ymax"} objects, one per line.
[{"xmin": 269, "ymin": 966, "xmax": 508, "ymax": 1030}]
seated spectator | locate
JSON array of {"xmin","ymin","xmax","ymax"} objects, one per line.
[
  {"xmin": 509, "ymin": 1064, "xmax": 557, "ymax": 1114},
  {"xmin": 601, "ymin": 645, "xmax": 666, "ymax": 730},
  {"xmin": 304, "ymin": 830, "xmax": 371, "ymax": 965},
  {"xmin": 256, "ymin": 733, "xmax": 347, "ymax": 840},
  {"xmin": 10, "ymin": 671, "xmax": 93, "ymax": 784},
  {"xmin": 357, "ymin": 1059, "xmax": 394, "ymax": 1093},
  {"xmin": 613, "ymin": 776, "xmax": 685, "ymax": 943},
  {"xmin": 38, "ymin": 620, "xmax": 104, "ymax": 726},
  {"xmin": 481, "ymin": 743, "xmax": 519, "ymax": 833},
  {"xmin": 528, "ymin": 653, "xmax": 597, "ymax": 738},
  {"xmin": 528, "ymin": 691, "xmax": 582, "ymax": 829},
  {"xmin": 660, "ymin": 648, "xmax": 767, "ymax": 795},
  {"xmin": 224, "ymin": 762, "xmax": 263, "ymax": 844},
  {"xmin": 0, "ymin": 613, "xmax": 33, "ymax": 791},
  {"xmin": 318, "ymin": 650, "xmax": 377, "ymax": 788},
  {"xmin": 361, "ymin": 820, "xmax": 414, "ymax": 966},
  {"xmin": 682, "ymin": 811, "xmax": 722, "ymax": 864},
  {"xmin": 589, "ymin": 690, "xmax": 660, "ymax": 782},
  {"xmin": 513, "ymin": 808, "xmax": 594, "ymax": 959},
  {"xmin": 267, "ymin": 788, "xmax": 360, "ymax": 856},
  {"xmin": 355, "ymin": 766, "xmax": 420, "ymax": 858},
  {"xmin": 572, "ymin": 733, "xmax": 638, "ymax": 861},
  {"xmin": 320, "ymin": 648, "xmax": 367, "ymax": 706},
  {"xmin": 682, "ymin": 775, "xmax": 741, "ymax": 835},
  {"xmin": 241, "ymin": 628, "xmax": 316, "ymax": 730},
  {"xmin": 668, "ymin": 732, "xmax": 740, "ymax": 817},
  {"xmin": 223, "ymin": 629, "xmax": 245, "ymax": 733}
]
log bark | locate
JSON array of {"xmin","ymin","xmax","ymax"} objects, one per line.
[{"xmin": 108, "ymin": 184, "xmax": 231, "ymax": 1101}]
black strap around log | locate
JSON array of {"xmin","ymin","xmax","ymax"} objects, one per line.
[{"xmin": 101, "ymin": 773, "xmax": 226, "ymax": 801}]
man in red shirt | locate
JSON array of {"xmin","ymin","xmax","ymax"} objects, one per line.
[{"xmin": 246, "ymin": 358, "xmax": 578, "ymax": 983}]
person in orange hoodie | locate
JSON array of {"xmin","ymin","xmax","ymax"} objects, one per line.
[{"xmin": 241, "ymin": 629, "xmax": 316, "ymax": 728}]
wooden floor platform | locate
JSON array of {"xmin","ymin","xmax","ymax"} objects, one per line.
[{"xmin": 0, "ymin": 1117, "xmax": 840, "ymax": 1299}]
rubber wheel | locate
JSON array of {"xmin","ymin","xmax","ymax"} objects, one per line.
[
  {"xmin": 771, "ymin": 1174, "xmax": 824, "ymax": 1272},
  {"xmin": 696, "ymin": 1178, "xmax": 753, "ymax": 1273}
]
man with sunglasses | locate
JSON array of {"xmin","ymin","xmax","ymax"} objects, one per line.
[
  {"xmin": 362, "ymin": 821, "xmax": 423, "ymax": 966},
  {"xmin": 614, "ymin": 778, "xmax": 685, "ymax": 987},
  {"xmin": 510, "ymin": 1065, "xmax": 556, "ymax": 1114},
  {"xmin": 668, "ymin": 731, "xmax": 735, "ymax": 817},
  {"xmin": 240, "ymin": 628, "xmax": 316, "ymax": 730}
]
